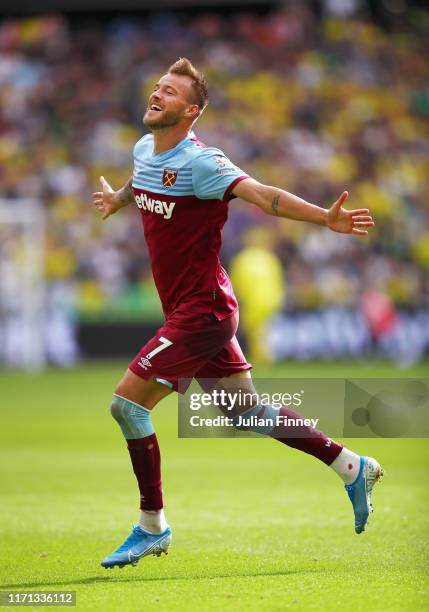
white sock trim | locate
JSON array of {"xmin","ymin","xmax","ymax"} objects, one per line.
[
  {"xmin": 139, "ymin": 509, "xmax": 168, "ymax": 534},
  {"xmin": 330, "ymin": 448, "xmax": 361, "ymax": 485}
]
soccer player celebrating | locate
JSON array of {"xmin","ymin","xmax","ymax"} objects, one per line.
[{"xmin": 93, "ymin": 58, "xmax": 382, "ymax": 569}]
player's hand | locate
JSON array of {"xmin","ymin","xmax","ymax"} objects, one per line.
[
  {"xmin": 327, "ymin": 191, "xmax": 374, "ymax": 235},
  {"xmin": 92, "ymin": 176, "xmax": 121, "ymax": 220}
]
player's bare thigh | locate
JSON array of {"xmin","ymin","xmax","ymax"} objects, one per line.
[
  {"xmin": 213, "ymin": 370, "xmax": 258, "ymax": 417},
  {"xmin": 115, "ymin": 368, "xmax": 173, "ymax": 410}
]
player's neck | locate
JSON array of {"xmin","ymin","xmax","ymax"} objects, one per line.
[{"xmin": 151, "ymin": 126, "xmax": 191, "ymax": 155}]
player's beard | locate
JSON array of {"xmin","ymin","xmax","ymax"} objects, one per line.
[{"xmin": 143, "ymin": 108, "xmax": 182, "ymax": 129}]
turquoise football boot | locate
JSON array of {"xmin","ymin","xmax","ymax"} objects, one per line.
[
  {"xmin": 101, "ymin": 525, "xmax": 172, "ymax": 568},
  {"xmin": 345, "ymin": 456, "xmax": 384, "ymax": 534}
]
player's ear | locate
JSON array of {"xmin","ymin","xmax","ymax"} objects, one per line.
[{"xmin": 185, "ymin": 104, "xmax": 200, "ymax": 120}]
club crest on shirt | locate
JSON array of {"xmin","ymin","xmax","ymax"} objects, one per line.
[{"xmin": 163, "ymin": 168, "xmax": 178, "ymax": 188}]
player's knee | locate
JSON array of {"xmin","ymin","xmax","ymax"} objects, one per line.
[
  {"xmin": 231, "ymin": 404, "xmax": 276, "ymax": 436},
  {"xmin": 110, "ymin": 394, "xmax": 154, "ymax": 439},
  {"xmin": 110, "ymin": 395, "xmax": 124, "ymax": 422}
]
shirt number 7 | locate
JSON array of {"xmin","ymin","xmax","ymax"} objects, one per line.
[{"xmin": 146, "ymin": 336, "xmax": 173, "ymax": 360}]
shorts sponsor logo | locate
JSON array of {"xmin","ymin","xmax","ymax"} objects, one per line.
[
  {"xmin": 138, "ymin": 356, "xmax": 152, "ymax": 370},
  {"xmin": 135, "ymin": 193, "xmax": 176, "ymax": 220},
  {"xmin": 163, "ymin": 168, "xmax": 178, "ymax": 188}
]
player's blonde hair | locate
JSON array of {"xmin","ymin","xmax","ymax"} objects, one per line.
[{"xmin": 168, "ymin": 58, "xmax": 208, "ymax": 111}]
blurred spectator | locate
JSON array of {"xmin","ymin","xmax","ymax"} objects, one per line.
[{"xmin": 230, "ymin": 228, "xmax": 284, "ymax": 363}]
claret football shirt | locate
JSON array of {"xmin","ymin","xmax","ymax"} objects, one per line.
[{"xmin": 132, "ymin": 131, "xmax": 249, "ymax": 321}]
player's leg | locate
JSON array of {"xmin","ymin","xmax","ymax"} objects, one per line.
[
  {"xmin": 223, "ymin": 371, "xmax": 383, "ymax": 534},
  {"xmin": 102, "ymin": 314, "xmax": 241, "ymax": 568},
  {"xmin": 114, "ymin": 370, "xmax": 173, "ymax": 530},
  {"xmin": 101, "ymin": 372, "xmax": 173, "ymax": 568},
  {"xmin": 197, "ymin": 342, "xmax": 383, "ymax": 534}
]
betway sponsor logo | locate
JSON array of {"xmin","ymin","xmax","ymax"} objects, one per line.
[{"xmin": 135, "ymin": 193, "xmax": 176, "ymax": 220}]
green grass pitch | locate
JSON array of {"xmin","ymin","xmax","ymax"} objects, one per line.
[{"xmin": 1, "ymin": 360, "xmax": 428, "ymax": 611}]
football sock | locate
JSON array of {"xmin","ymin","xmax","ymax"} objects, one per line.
[
  {"xmin": 234, "ymin": 404, "xmax": 343, "ymax": 465},
  {"xmin": 329, "ymin": 447, "xmax": 361, "ymax": 484},
  {"xmin": 110, "ymin": 395, "xmax": 164, "ymax": 511},
  {"xmin": 127, "ymin": 434, "xmax": 164, "ymax": 510},
  {"xmin": 139, "ymin": 509, "xmax": 169, "ymax": 534}
]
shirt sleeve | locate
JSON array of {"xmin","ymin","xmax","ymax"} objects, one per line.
[
  {"xmin": 132, "ymin": 134, "xmax": 152, "ymax": 187},
  {"xmin": 192, "ymin": 147, "xmax": 248, "ymax": 201}
]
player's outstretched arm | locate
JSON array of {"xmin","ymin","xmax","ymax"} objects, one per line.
[
  {"xmin": 92, "ymin": 176, "xmax": 134, "ymax": 220},
  {"xmin": 232, "ymin": 178, "xmax": 374, "ymax": 236}
]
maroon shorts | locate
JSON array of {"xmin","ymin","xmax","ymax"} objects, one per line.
[{"xmin": 129, "ymin": 311, "xmax": 251, "ymax": 393}]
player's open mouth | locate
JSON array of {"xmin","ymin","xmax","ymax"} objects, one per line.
[{"xmin": 150, "ymin": 104, "xmax": 163, "ymax": 112}]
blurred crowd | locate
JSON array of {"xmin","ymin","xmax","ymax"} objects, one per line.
[{"xmin": 0, "ymin": 6, "xmax": 428, "ymax": 358}]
